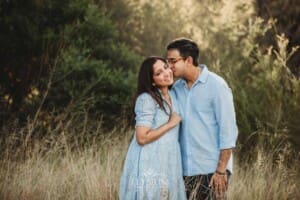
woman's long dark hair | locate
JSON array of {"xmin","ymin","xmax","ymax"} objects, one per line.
[{"xmin": 133, "ymin": 56, "xmax": 170, "ymax": 115}]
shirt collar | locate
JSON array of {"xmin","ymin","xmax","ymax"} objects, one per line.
[
  {"xmin": 180, "ymin": 64, "xmax": 209, "ymax": 86},
  {"xmin": 197, "ymin": 64, "xmax": 209, "ymax": 83}
]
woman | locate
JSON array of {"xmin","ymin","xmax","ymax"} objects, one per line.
[{"xmin": 119, "ymin": 56, "xmax": 186, "ymax": 200}]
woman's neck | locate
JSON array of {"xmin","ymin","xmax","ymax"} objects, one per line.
[
  {"xmin": 159, "ymin": 87, "xmax": 172, "ymax": 108},
  {"xmin": 160, "ymin": 87, "xmax": 169, "ymax": 97}
]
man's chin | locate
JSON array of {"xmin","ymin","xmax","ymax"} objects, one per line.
[{"xmin": 173, "ymin": 73, "xmax": 180, "ymax": 78}]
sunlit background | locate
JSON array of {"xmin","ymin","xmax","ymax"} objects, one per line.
[{"xmin": 0, "ymin": 0, "xmax": 299, "ymax": 199}]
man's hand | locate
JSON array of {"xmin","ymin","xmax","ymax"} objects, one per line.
[
  {"xmin": 209, "ymin": 148, "xmax": 232, "ymax": 199},
  {"xmin": 209, "ymin": 172, "xmax": 227, "ymax": 199}
]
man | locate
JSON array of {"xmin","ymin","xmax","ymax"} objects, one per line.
[{"xmin": 166, "ymin": 38, "xmax": 238, "ymax": 200}]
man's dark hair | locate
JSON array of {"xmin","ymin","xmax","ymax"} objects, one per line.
[{"xmin": 167, "ymin": 38, "xmax": 199, "ymax": 66}]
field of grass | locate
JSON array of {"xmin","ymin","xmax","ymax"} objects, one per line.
[{"xmin": 0, "ymin": 125, "xmax": 299, "ymax": 200}]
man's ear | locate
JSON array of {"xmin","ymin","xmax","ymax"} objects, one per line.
[{"xmin": 186, "ymin": 56, "xmax": 194, "ymax": 65}]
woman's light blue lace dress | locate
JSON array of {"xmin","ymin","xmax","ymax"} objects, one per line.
[{"xmin": 119, "ymin": 92, "xmax": 186, "ymax": 200}]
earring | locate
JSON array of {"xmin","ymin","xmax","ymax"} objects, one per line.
[{"xmin": 152, "ymin": 83, "xmax": 156, "ymax": 86}]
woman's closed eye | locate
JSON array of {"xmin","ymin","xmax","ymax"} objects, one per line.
[
  {"xmin": 154, "ymin": 65, "xmax": 170, "ymax": 76},
  {"xmin": 154, "ymin": 71, "xmax": 162, "ymax": 76}
]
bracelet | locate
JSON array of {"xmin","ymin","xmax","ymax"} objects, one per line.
[{"xmin": 215, "ymin": 170, "xmax": 226, "ymax": 175}]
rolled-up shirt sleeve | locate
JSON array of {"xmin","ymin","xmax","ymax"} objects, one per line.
[
  {"xmin": 135, "ymin": 93, "xmax": 157, "ymax": 128},
  {"xmin": 214, "ymin": 83, "xmax": 238, "ymax": 149}
]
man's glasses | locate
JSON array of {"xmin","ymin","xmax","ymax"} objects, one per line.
[{"xmin": 167, "ymin": 57, "xmax": 185, "ymax": 65}]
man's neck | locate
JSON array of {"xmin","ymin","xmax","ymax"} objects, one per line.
[{"xmin": 184, "ymin": 66, "xmax": 201, "ymax": 88}]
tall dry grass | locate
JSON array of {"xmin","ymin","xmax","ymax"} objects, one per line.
[
  {"xmin": 1, "ymin": 125, "xmax": 299, "ymax": 200},
  {"xmin": 0, "ymin": 119, "xmax": 132, "ymax": 200},
  {"xmin": 228, "ymin": 147, "xmax": 300, "ymax": 199}
]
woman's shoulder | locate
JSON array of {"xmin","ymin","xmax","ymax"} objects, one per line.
[
  {"xmin": 169, "ymin": 90, "xmax": 179, "ymax": 103},
  {"xmin": 135, "ymin": 92, "xmax": 157, "ymax": 109},
  {"xmin": 137, "ymin": 92, "xmax": 152, "ymax": 99},
  {"xmin": 136, "ymin": 92, "xmax": 154, "ymax": 103},
  {"xmin": 169, "ymin": 89, "xmax": 176, "ymax": 98}
]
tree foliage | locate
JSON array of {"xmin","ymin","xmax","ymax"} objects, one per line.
[
  {"xmin": 0, "ymin": 0, "xmax": 140, "ymax": 127},
  {"xmin": 188, "ymin": 0, "xmax": 300, "ymax": 150},
  {"xmin": 96, "ymin": 0, "xmax": 193, "ymax": 56},
  {"xmin": 256, "ymin": 0, "xmax": 300, "ymax": 76},
  {"xmin": 0, "ymin": 0, "xmax": 299, "ymax": 151}
]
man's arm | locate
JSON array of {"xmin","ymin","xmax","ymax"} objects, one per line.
[
  {"xmin": 211, "ymin": 81, "xmax": 238, "ymax": 198},
  {"xmin": 216, "ymin": 148, "xmax": 232, "ymax": 173}
]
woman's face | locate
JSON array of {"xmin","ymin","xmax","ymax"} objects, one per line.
[{"xmin": 152, "ymin": 60, "xmax": 173, "ymax": 88}]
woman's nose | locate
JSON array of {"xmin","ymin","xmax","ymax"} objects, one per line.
[{"xmin": 164, "ymin": 69, "xmax": 171, "ymax": 76}]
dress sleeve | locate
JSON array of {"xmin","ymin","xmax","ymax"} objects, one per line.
[{"xmin": 134, "ymin": 93, "xmax": 157, "ymax": 128}]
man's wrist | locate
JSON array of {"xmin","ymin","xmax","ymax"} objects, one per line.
[{"xmin": 215, "ymin": 170, "xmax": 226, "ymax": 175}]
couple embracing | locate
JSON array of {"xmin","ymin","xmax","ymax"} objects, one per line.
[{"xmin": 119, "ymin": 38, "xmax": 238, "ymax": 200}]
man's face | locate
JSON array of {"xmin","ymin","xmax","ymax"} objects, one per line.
[{"xmin": 167, "ymin": 49, "xmax": 186, "ymax": 78}]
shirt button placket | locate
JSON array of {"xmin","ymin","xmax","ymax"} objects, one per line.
[{"xmin": 185, "ymin": 87, "xmax": 191, "ymax": 174}]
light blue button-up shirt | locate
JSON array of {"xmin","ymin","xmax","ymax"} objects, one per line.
[{"xmin": 172, "ymin": 64, "xmax": 238, "ymax": 176}]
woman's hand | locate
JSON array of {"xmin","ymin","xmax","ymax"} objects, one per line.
[
  {"xmin": 168, "ymin": 112, "xmax": 181, "ymax": 128},
  {"xmin": 136, "ymin": 112, "xmax": 181, "ymax": 146}
]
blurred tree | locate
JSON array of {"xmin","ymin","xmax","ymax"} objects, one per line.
[
  {"xmin": 256, "ymin": 0, "xmax": 300, "ymax": 77},
  {"xmin": 0, "ymin": 0, "xmax": 51, "ymax": 116},
  {"xmin": 96, "ymin": 0, "xmax": 193, "ymax": 56},
  {"xmin": 0, "ymin": 0, "xmax": 140, "ymax": 128},
  {"xmin": 189, "ymin": 0, "xmax": 300, "ymax": 152}
]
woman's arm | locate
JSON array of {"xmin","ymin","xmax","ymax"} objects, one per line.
[{"xmin": 136, "ymin": 112, "xmax": 181, "ymax": 145}]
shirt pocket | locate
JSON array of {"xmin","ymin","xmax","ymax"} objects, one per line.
[
  {"xmin": 195, "ymin": 98, "xmax": 217, "ymax": 126},
  {"xmin": 194, "ymin": 98, "xmax": 213, "ymax": 113}
]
